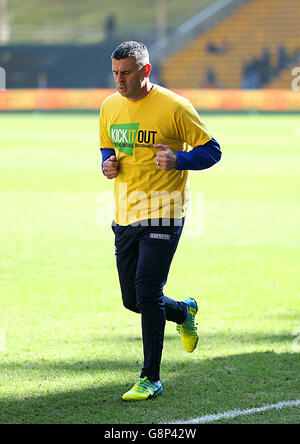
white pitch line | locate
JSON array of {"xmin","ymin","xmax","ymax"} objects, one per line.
[{"xmin": 170, "ymin": 400, "xmax": 300, "ymax": 424}]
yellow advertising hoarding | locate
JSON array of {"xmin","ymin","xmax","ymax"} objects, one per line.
[{"xmin": 0, "ymin": 89, "xmax": 299, "ymax": 111}]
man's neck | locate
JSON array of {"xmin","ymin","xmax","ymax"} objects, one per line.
[{"xmin": 128, "ymin": 82, "xmax": 154, "ymax": 102}]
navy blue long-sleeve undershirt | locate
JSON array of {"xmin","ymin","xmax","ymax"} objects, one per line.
[
  {"xmin": 175, "ymin": 138, "xmax": 222, "ymax": 170},
  {"xmin": 100, "ymin": 148, "xmax": 116, "ymax": 173},
  {"xmin": 100, "ymin": 138, "xmax": 222, "ymax": 174}
]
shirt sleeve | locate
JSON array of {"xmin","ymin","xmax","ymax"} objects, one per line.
[
  {"xmin": 99, "ymin": 102, "xmax": 114, "ymax": 149},
  {"xmin": 176, "ymin": 102, "xmax": 212, "ymax": 148},
  {"xmin": 175, "ymin": 138, "xmax": 222, "ymax": 171}
]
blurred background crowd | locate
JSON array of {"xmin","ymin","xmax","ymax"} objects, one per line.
[{"xmin": 0, "ymin": 0, "xmax": 299, "ymax": 90}]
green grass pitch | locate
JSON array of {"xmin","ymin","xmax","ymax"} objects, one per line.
[{"xmin": 0, "ymin": 112, "xmax": 299, "ymax": 424}]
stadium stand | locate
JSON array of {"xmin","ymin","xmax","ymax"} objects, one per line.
[
  {"xmin": 266, "ymin": 52, "xmax": 300, "ymax": 89},
  {"xmin": 0, "ymin": 41, "xmax": 119, "ymax": 88},
  {"xmin": 3, "ymin": 0, "xmax": 217, "ymax": 45},
  {"xmin": 0, "ymin": 0, "xmax": 216, "ymax": 88},
  {"xmin": 1, "ymin": 0, "xmax": 299, "ymax": 90},
  {"xmin": 160, "ymin": 0, "xmax": 300, "ymax": 89}
]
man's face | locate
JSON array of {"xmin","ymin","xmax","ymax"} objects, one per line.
[{"xmin": 112, "ymin": 56, "xmax": 150, "ymax": 101}]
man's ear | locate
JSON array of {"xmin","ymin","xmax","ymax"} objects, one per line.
[{"xmin": 144, "ymin": 64, "xmax": 152, "ymax": 78}]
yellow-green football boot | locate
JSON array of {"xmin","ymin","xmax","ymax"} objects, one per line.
[
  {"xmin": 122, "ymin": 377, "xmax": 163, "ymax": 401},
  {"xmin": 176, "ymin": 297, "xmax": 199, "ymax": 353}
]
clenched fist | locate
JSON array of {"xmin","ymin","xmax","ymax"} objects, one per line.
[
  {"xmin": 154, "ymin": 144, "xmax": 177, "ymax": 171},
  {"xmin": 103, "ymin": 155, "xmax": 119, "ymax": 179}
]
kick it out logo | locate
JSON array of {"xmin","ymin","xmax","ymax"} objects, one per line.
[
  {"xmin": 110, "ymin": 123, "xmax": 157, "ymax": 155},
  {"xmin": 0, "ymin": 66, "xmax": 6, "ymax": 91}
]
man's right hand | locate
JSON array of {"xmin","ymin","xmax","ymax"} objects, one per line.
[{"xmin": 103, "ymin": 155, "xmax": 119, "ymax": 179}]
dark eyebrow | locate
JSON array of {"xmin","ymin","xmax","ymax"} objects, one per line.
[{"xmin": 112, "ymin": 69, "xmax": 132, "ymax": 74}]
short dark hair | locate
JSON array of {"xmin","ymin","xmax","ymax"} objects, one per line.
[{"xmin": 111, "ymin": 41, "xmax": 150, "ymax": 68}]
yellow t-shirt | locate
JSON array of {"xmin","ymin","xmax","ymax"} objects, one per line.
[{"xmin": 99, "ymin": 84, "xmax": 211, "ymax": 225}]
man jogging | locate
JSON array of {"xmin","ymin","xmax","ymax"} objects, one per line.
[{"xmin": 100, "ymin": 41, "xmax": 222, "ymax": 401}]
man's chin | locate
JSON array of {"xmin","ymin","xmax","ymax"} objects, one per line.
[{"xmin": 118, "ymin": 87, "xmax": 128, "ymax": 96}]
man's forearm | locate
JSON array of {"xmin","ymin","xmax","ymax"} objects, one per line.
[
  {"xmin": 175, "ymin": 138, "xmax": 222, "ymax": 171},
  {"xmin": 100, "ymin": 138, "xmax": 222, "ymax": 174},
  {"xmin": 100, "ymin": 148, "xmax": 116, "ymax": 174}
]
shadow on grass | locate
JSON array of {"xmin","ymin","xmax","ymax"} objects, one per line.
[
  {"xmin": 0, "ymin": 351, "xmax": 299, "ymax": 424},
  {"xmin": 88, "ymin": 331, "xmax": 296, "ymax": 346}
]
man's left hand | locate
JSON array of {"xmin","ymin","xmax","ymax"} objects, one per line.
[{"xmin": 154, "ymin": 144, "xmax": 177, "ymax": 171}]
